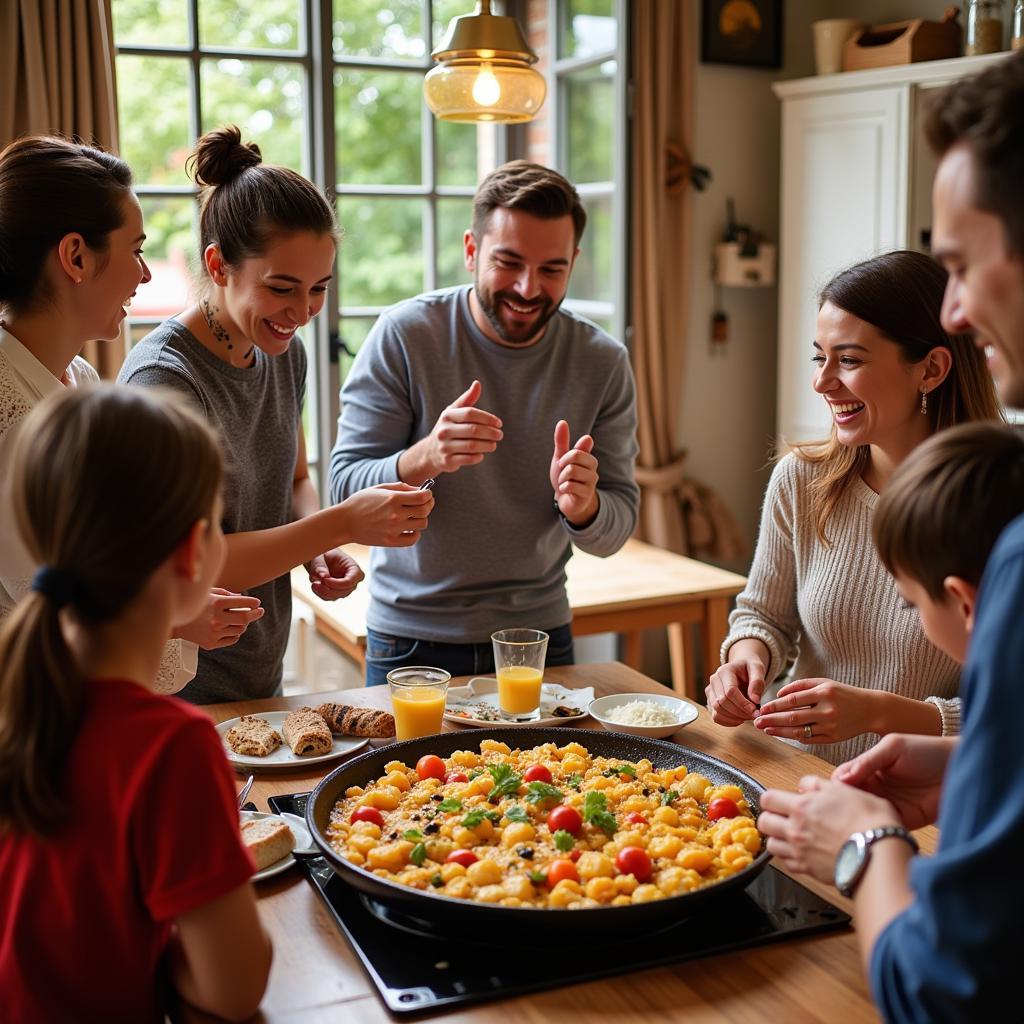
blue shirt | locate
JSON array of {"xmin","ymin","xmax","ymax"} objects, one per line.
[{"xmin": 870, "ymin": 513, "xmax": 1024, "ymax": 1021}]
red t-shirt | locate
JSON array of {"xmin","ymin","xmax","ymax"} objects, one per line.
[{"xmin": 0, "ymin": 679, "xmax": 256, "ymax": 1023}]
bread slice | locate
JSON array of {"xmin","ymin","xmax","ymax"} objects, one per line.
[
  {"xmin": 225, "ymin": 715, "xmax": 283, "ymax": 757},
  {"xmin": 317, "ymin": 702, "xmax": 396, "ymax": 738},
  {"xmin": 241, "ymin": 817, "xmax": 296, "ymax": 871},
  {"xmin": 282, "ymin": 707, "xmax": 333, "ymax": 756}
]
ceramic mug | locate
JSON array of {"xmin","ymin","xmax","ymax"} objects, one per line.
[{"xmin": 812, "ymin": 18, "xmax": 866, "ymax": 75}]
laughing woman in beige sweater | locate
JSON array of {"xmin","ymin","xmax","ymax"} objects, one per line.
[{"xmin": 707, "ymin": 251, "xmax": 1001, "ymax": 765}]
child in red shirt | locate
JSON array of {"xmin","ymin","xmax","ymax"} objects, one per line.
[{"xmin": 0, "ymin": 385, "xmax": 272, "ymax": 1022}]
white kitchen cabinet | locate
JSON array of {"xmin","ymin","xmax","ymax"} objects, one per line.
[{"xmin": 772, "ymin": 53, "xmax": 1005, "ymax": 443}]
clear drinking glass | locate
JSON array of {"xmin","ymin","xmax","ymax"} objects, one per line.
[
  {"xmin": 387, "ymin": 666, "xmax": 451, "ymax": 740},
  {"xmin": 491, "ymin": 629, "xmax": 549, "ymax": 722}
]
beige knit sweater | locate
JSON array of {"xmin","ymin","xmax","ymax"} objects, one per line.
[{"xmin": 722, "ymin": 453, "xmax": 961, "ymax": 766}]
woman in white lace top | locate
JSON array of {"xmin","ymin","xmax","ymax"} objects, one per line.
[
  {"xmin": 0, "ymin": 136, "xmax": 263, "ymax": 692},
  {"xmin": 706, "ymin": 251, "xmax": 1003, "ymax": 765}
]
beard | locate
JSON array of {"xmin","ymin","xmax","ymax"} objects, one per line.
[{"xmin": 473, "ymin": 274, "xmax": 561, "ymax": 345}]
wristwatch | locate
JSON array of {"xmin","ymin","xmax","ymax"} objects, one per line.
[{"xmin": 834, "ymin": 825, "xmax": 919, "ymax": 898}]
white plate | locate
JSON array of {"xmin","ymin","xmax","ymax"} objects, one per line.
[
  {"xmin": 240, "ymin": 810, "xmax": 313, "ymax": 882},
  {"xmin": 217, "ymin": 710, "xmax": 368, "ymax": 773},
  {"xmin": 444, "ymin": 678, "xmax": 593, "ymax": 727}
]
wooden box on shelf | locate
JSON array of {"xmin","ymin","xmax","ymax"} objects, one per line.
[{"xmin": 843, "ymin": 12, "xmax": 962, "ymax": 72}]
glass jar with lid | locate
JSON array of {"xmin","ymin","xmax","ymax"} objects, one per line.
[{"xmin": 965, "ymin": 0, "xmax": 1006, "ymax": 54}]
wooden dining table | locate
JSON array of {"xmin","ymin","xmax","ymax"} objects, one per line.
[{"xmin": 204, "ymin": 663, "xmax": 936, "ymax": 1023}]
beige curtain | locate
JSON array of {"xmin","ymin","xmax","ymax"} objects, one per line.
[
  {"xmin": 0, "ymin": 0, "xmax": 125, "ymax": 378},
  {"xmin": 629, "ymin": 1, "xmax": 744, "ymax": 562}
]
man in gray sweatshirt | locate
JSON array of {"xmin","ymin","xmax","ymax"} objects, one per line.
[{"xmin": 329, "ymin": 161, "xmax": 639, "ymax": 684}]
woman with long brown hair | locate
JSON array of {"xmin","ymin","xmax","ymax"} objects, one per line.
[
  {"xmin": 706, "ymin": 250, "xmax": 1002, "ymax": 765},
  {"xmin": 0, "ymin": 384, "xmax": 270, "ymax": 1021}
]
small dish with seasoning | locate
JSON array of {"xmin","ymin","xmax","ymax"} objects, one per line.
[{"xmin": 588, "ymin": 692, "xmax": 698, "ymax": 739}]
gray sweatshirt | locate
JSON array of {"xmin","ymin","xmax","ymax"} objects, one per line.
[{"xmin": 329, "ymin": 286, "xmax": 639, "ymax": 643}]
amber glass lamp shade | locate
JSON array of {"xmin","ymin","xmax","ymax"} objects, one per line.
[{"xmin": 424, "ymin": 1, "xmax": 547, "ymax": 124}]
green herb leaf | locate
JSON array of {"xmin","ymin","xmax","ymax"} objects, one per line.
[
  {"xmin": 565, "ymin": 773, "xmax": 583, "ymax": 791},
  {"xmin": 553, "ymin": 829, "xmax": 574, "ymax": 852},
  {"xmin": 402, "ymin": 829, "xmax": 423, "ymax": 841},
  {"xmin": 603, "ymin": 763, "xmax": 637, "ymax": 778},
  {"xmin": 461, "ymin": 808, "xmax": 502, "ymax": 828},
  {"xmin": 504, "ymin": 804, "xmax": 530, "ymax": 823},
  {"xmin": 437, "ymin": 797, "xmax": 463, "ymax": 813},
  {"xmin": 410, "ymin": 843, "xmax": 427, "ymax": 867},
  {"xmin": 486, "ymin": 763, "xmax": 523, "ymax": 802},
  {"xmin": 662, "ymin": 789, "xmax": 678, "ymax": 806},
  {"xmin": 430, "ymin": 873, "xmax": 444, "ymax": 888},
  {"xmin": 583, "ymin": 790, "xmax": 617, "ymax": 833},
  {"xmin": 468, "ymin": 767, "xmax": 484, "ymax": 780},
  {"xmin": 528, "ymin": 869, "xmax": 547, "ymax": 885},
  {"xmin": 524, "ymin": 781, "xmax": 563, "ymax": 806}
]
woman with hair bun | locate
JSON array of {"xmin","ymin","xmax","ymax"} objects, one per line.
[
  {"xmin": 0, "ymin": 384, "xmax": 271, "ymax": 1021},
  {"xmin": 120, "ymin": 126, "xmax": 434, "ymax": 704},
  {"xmin": 706, "ymin": 250, "xmax": 1002, "ymax": 765},
  {"xmin": 0, "ymin": 134, "xmax": 261, "ymax": 694}
]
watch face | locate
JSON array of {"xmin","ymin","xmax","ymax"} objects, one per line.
[{"xmin": 834, "ymin": 838, "xmax": 862, "ymax": 893}]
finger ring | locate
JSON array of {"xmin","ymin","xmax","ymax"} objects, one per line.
[{"xmin": 803, "ymin": 723, "xmax": 813, "ymax": 741}]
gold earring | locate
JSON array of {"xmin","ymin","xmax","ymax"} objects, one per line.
[{"xmin": 921, "ymin": 391, "xmax": 928, "ymax": 415}]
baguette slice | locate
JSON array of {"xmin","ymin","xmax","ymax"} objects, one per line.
[
  {"xmin": 282, "ymin": 706, "xmax": 333, "ymax": 756},
  {"xmin": 241, "ymin": 817, "xmax": 295, "ymax": 871},
  {"xmin": 225, "ymin": 715, "xmax": 283, "ymax": 757},
  {"xmin": 317, "ymin": 702, "xmax": 396, "ymax": 738}
]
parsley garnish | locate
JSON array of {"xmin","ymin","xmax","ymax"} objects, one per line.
[
  {"xmin": 662, "ymin": 789, "xmax": 678, "ymax": 806},
  {"xmin": 603, "ymin": 763, "xmax": 637, "ymax": 778},
  {"xmin": 461, "ymin": 808, "xmax": 502, "ymax": 828},
  {"xmin": 524, "ymin": 781, "xmax": 563, "ymax": 806},
  {"xmin": 528, "ymin": 869, "xmax": 547, "ymax": 885},
  {"xmin": 468, "ymin": 768, "xmax": 484, "ymax": 780},
  {"xmin": 410, "ymin": 843, "xmax": 427, "ymax": 866},
  {"xmin": 437, "ymin": 797, "xmax": 462, "ymax": 813},
  {"xmin": 486, "ymin": 763, "xmax": 523, "ymax": 802},
  {"xmin": 565, "ymin": 773, "xmax": 583, "ymax": 791},
  {"xmin": 402, "ymin": 829, "xmax": 423, "ymax": 841},
  {"xmin": 553, "ymin": 829, "xmax": 574, "ymax": 852},
  {"xmin": 583, "ymin": 791, "xmax": 617, "ymax": 833},
  {"xmin": 504, "ymin": 804, "xmax": 530, "ymax": 823}
]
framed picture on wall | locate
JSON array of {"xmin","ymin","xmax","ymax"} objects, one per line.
[{"xmin": 701, "ymin": 0, "xmax": 783, "ymax": 69}]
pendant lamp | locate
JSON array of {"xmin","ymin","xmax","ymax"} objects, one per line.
[{"xmin": 424, "ymin": 1, "xmax": 547, "ymax": 123}]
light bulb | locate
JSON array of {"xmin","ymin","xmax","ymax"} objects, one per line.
[{"xmin": 471, "ymin": 65, "xmax": 501, "ymax": 107}]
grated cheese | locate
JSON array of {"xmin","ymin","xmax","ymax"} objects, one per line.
[{"xmin": 603, "ymin": 699, "xmax": 679, "ymax": 727}]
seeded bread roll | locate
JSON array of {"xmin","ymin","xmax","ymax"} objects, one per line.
[
  {"xmin": 317, "ymin": 702, "xmax": 396, "ymax": 738},
  {"xmin": 225, "ymin": 715, "xmax": 283, "ymax": 757},
  {"xmin": 241, "ymin": 817, "xmax": 295, "ymax": 871},
  {"xmin": 282, "ymin": 706, "xmax": 333, "ymax": 756}
]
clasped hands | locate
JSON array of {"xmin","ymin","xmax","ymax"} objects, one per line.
[{"xmin": 412, "ymin": 379, "xmax": 601, "ymax": 526}]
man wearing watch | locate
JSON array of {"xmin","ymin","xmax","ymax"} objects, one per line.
[
  {"xmin": 329, "ymin": 161, "xmax": 639, "ymax": 684},
  {"xmin": 757, "ymin": 51, "xmax": 1024, "ymax": 1022}
]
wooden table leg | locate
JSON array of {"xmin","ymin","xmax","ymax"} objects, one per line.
[
  {"xmin": 622, "ymin": 630, "xmax": 643, "ymax": 671},
  {"xmin": 667, "ymin": 622, "xmax": 690, "ymax": 700},
  {"xmin": 701, "ymin": 597, "xmax": 730, "ymax": 693}
]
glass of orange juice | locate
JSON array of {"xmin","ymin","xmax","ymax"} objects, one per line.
[
  {"xmin": 387, "ymin": 666, "xmax": 451, "ymax": 740},
  {"xmin": 491, "ymin": 628, "xmax": 548, "ymax": 722}
]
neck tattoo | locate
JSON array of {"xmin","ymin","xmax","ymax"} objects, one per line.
[{"xmin": 201, "ymin": 298, "xmax": 233, "ymax": 350}]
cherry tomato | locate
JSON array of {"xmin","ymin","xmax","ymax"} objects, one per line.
[
  {"xmin": 350, "ymin": 806, "xmax": 385, "ymax": 827},
  {"xmin": 625, "ymin": 812, "xmax": 648, "ymax": 826},
  {"xmin": 707, "ymin": 797, "xmax": 741, "ymax": 821},
  {"xmin": 445, "ymin": 849, "xmax": 478, "ymax": 868},
  {"xmin": 615, "ymin": 846, "xmax": 652, "ymax": 882},
  {"xmin": 416, "ymin": 755, "xmax": 447, "ymax": 781},
  {"xmin": 546, "ymin": 859, "xmax": 579, "ymax": 888},
  {"xmin": 547, "ymin": 804, "xmax": 583, "ymax": 835},
  {"xmin": 523, "ymin": 764, "xmax": 553, "ymax": 784},
  {"xmin": 569, "ymin": 849, "xmax": 582, "ymax": 862},
  {"xmin": 445, "ymin": 772, "xmax": 469, "ymax": 784}
]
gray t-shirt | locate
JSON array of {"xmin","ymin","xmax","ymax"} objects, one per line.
[
  {"xmin": 118, "ymin": 318, "xmax": 306, "ymax": 703},
  {"xmin": 329, "ymin": 286, "xmax": 639, "ymax": 642}
]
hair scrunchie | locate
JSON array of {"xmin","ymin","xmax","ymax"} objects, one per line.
[{"xmin": 31, "ymin": 566, "xmax": 89, "ymax": 611}]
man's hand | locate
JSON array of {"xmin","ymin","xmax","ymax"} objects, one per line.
[
  {"xmin": 831, "ymin": 733, "xmax": 955, "ymax": 831},
  {"xmin": 337, "ymin": 482, "xmax": 434, "ymax": 548},
  {"xmin": 550, "ymin": 420, "xmax": 599, "ymax": 527},
  {"xmin": 307, "ymin": 548, "xmax": 364, "ymax": 601},
  {"xmin": 400, "ymin": 380, "xmax": 503, "ymax": 483}
]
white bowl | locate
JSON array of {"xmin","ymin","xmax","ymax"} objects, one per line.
[{"xmin": 588, "ymin": 692, "xmax": 698, "ymax": 739}]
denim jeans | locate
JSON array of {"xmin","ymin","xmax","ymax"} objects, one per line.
[{"xmin": 364, "ymin": 623, "xmax": 575, "ymax": 687}]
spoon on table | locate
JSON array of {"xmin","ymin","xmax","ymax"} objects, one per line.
[{"xmin": 237, "ymin": 774, "xmax": 254, "ymax": 810}]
